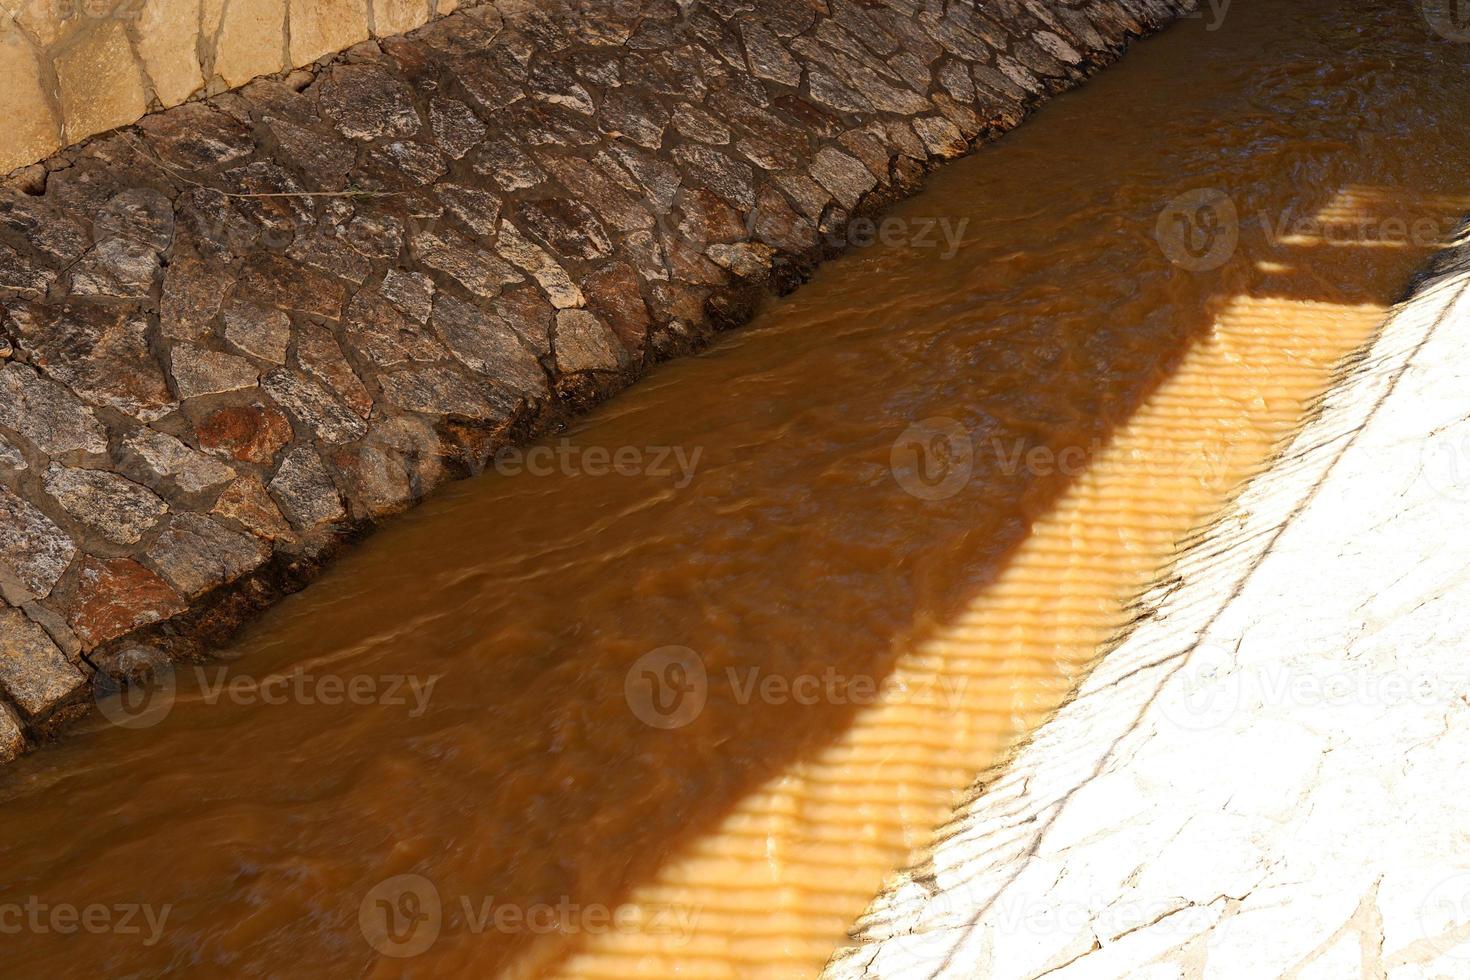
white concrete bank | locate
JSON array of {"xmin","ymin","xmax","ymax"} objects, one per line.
[{"xmin": 824, "ymin": 232, "xmax": 1470, "ymax": 980}]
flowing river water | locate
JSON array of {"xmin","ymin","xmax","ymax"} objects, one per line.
[{"xmin": 5, "ymin": 0, "xmax": 1470, "ymax": 976}]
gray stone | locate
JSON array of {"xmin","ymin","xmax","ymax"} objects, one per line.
[
  {"xmin": 413, "ymin": 229, "xmax": 523, "ymax": 299},
  {"xmin": 519, "ymin": 199, "xmax": 613, "ymax": 260},
  {"xmin": 286, "ymin": 229, "xmax": 376, "ymax": 285},
  {"xmin": 170, "ymin": 344, "xmax": 260, "ymax": 400},
  {"xmin": 438, "ymin": 184, "xmax": 503, "ymax": 237},
  {"xmin": 604, "ymin": 143, "xmax": 682, "ymax": 212},
  {"xmin": 138, "ymin": 101, "xmax": 255, "ymax": 169},
  {"xmin": 554, "ymin": 309, "xmax": 626, "ymax": 374},
  {"xmin": 43, "ymin": 464, "xmax": 169, "ymax": 545},
  {"xmin": 68, "ymin": 237, "xmax": 161, "ymax": 299},
  {"xmin": 0, "ymin": 244, "xmax": 57, "ymax": 301},
  {"xmin": 316, "ymin": 63, "xmax": 421, "ymax": 140},
  {"xmin": 597, "ymin": 89, "xmax": 669, "ymax": 149},
  {"xmin": 343, "ymin": 289, "xmax": 448, "ymax": 367},
  {"xmin": 0, "ymin": 437, "xmax": 26, "ymax": 471},
  {"xmin": 431, "ymin": 292, "xmax": 549, "ymax": 398},
  {"xmin": 0, "ymin": 363, "xmax": 109, "ymax": 456},
  {"xmin": 429, "ymin": 97, "xmax": 488, "ymax": 159},
  {"xmin": 809, "ymin": 146, "xmax": 878, "ymax": 210},
  {"xmin": 494, "ymin": 220, "xmax": 584, "ymax": 308},
  {"xmin": 378, "ymin": 269, "xmax": 435, "ymax": 324},
  {"xmin": 377, "ymin": 364, "xmax": 516, "ymax": 420},
  {"xmin": 297, "ymin": 323, "xmax": 373, "ymax": 418},
  {"xmin": 5, "ymin": 304, "xmax": 176, "ymax": 422},
  {"xmin": 672, "ymin": 145, "xmax": 755, "ymax": 210},
  {"xmin": 707, "ymin": 242, "xmax": 776, "ymax": 277},
  {"xmin": 913, "ymin": 115, "xmax": 969, "ymax": 158},
  {"xmin": 0, "ymin": 608, "xmax": 84, "ymax": 718},
  {"xmin": 265, "ymin": 115, "xmax": 356, "ymax": 191},
  {"xmin": 223, "ymin": 304, "xmax": 291, "ymax": 365},
  {"xmin": 122, "ymin": 427, "xmax": 237, "ymax": 495},
  {"xmin": 0, "ymin": 488, "xmax": 75, "ymax": 602},
  {"xmin": 260, "ymin": 369, "xmax": 368, "ymax": 444},
  {"xmin": 145, "ymin": 513, "xmax": 269, "ymax": 597},
  {"xmin": 471, "ymin": 140, "xmax": 546, "ymax": 192},
  {"xmin": 268, "ymin": 445, "xmax": 346, "ymax": 530},
  {"xmin": 92, "ymin": 187, "xmax": 175, "ymax": 252},
  {"xmin": 360, "ymin": 140, "xmax": 450, "ymax": 188},
  {"xmin": 740, "ymin": 18, "xmax": 803, "ymax": 87},
  {"xmin": 237, "ymin": 253, "xmax": 345, "ymax": 320},
  {"xmin": 160, "ymin": 244, "xmax": 230, "ymax": 341}
]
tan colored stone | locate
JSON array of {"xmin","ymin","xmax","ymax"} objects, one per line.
[
  {"xmin": 0, "ymin": 608, "xmax": 84, "ymax": 718},
  {"xmin": 0, "ymin": 702, "xmax": 25, "ymax": 763},
  {"xmin": 201, "ymin": 0, "xmax": 226, "ymax": 46},
  {"xmin": 290, "ymin": 0, "xmax": 369, "ymax": 67},
  {"xmin": 371, "ymin": 0, "xmax": 429, "ymax": 37},
  {"xmin": 0, "ymin": 26, "xmax": 60, "ymax": 175},
  {"xmin": 10, "ymin": 0, "xmax": 73, "ymax": 47},
  {"xmin": 213, "ymin": 0, "xmax": 285, "ymax": 88},
  {"xmin": 137, "ymin": 0, "xmax": 205, "ymax": 105},
  {"xmin": 54, "ymin": 21, "xmax": 149, "ymax": 144},
  {"xmin": 213, "ymin": 475, "xmax": 293, "ymax": 541}
]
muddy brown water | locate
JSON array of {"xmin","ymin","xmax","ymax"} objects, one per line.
[{"xmin": 5, "ymin": 0, "xmax": 1470, "ymax": 975}]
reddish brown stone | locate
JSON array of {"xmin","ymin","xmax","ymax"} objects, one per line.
[
  {"xmin": 196, "ymin": 404, "xmax": 294, "ymax": 465},
  {"xmin": 65, "ymin": 557, "xmax": 186, "ymax": 650},
  {"xmin": 213, "ymin": 476, "xmax": 294, "ymax": 542},
  {"xmin": 583, "ymin": 262, "xmax": 651, "ymax": 353}
]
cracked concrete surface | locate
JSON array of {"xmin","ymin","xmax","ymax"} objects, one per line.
[{"xmin": 823, "ymin": 233, "xmax": 1470, "ymax": 979}]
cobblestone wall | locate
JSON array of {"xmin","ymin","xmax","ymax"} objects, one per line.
[{"xmin": 0, "ymin": 0, "xmax": 1189, "ymax": 760}]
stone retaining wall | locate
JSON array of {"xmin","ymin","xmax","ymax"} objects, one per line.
[
  {"xmin": 0, "ymin": 0, "xmax": 463, "ymax": 175},
  {"xmin": 0, "ymin": 0, "xmax": 1190, "ymax": 762}
]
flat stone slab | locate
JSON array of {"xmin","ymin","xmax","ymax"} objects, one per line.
[
  {"xmin": 0, "ymin": 0, "xmax": 1188, "ymax": 753},
  {"xmin": 825, "ymin": 235, "xmax": 1470, "ymax": 978}
]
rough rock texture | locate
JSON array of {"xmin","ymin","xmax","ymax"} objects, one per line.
[
  {"xmin": 0, "ymin": 0, "xmax": 1189, "ymax": 758},
  {"xmin": 825, "ymin": 235, "xmax": 1470, "ymax": 979}
]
